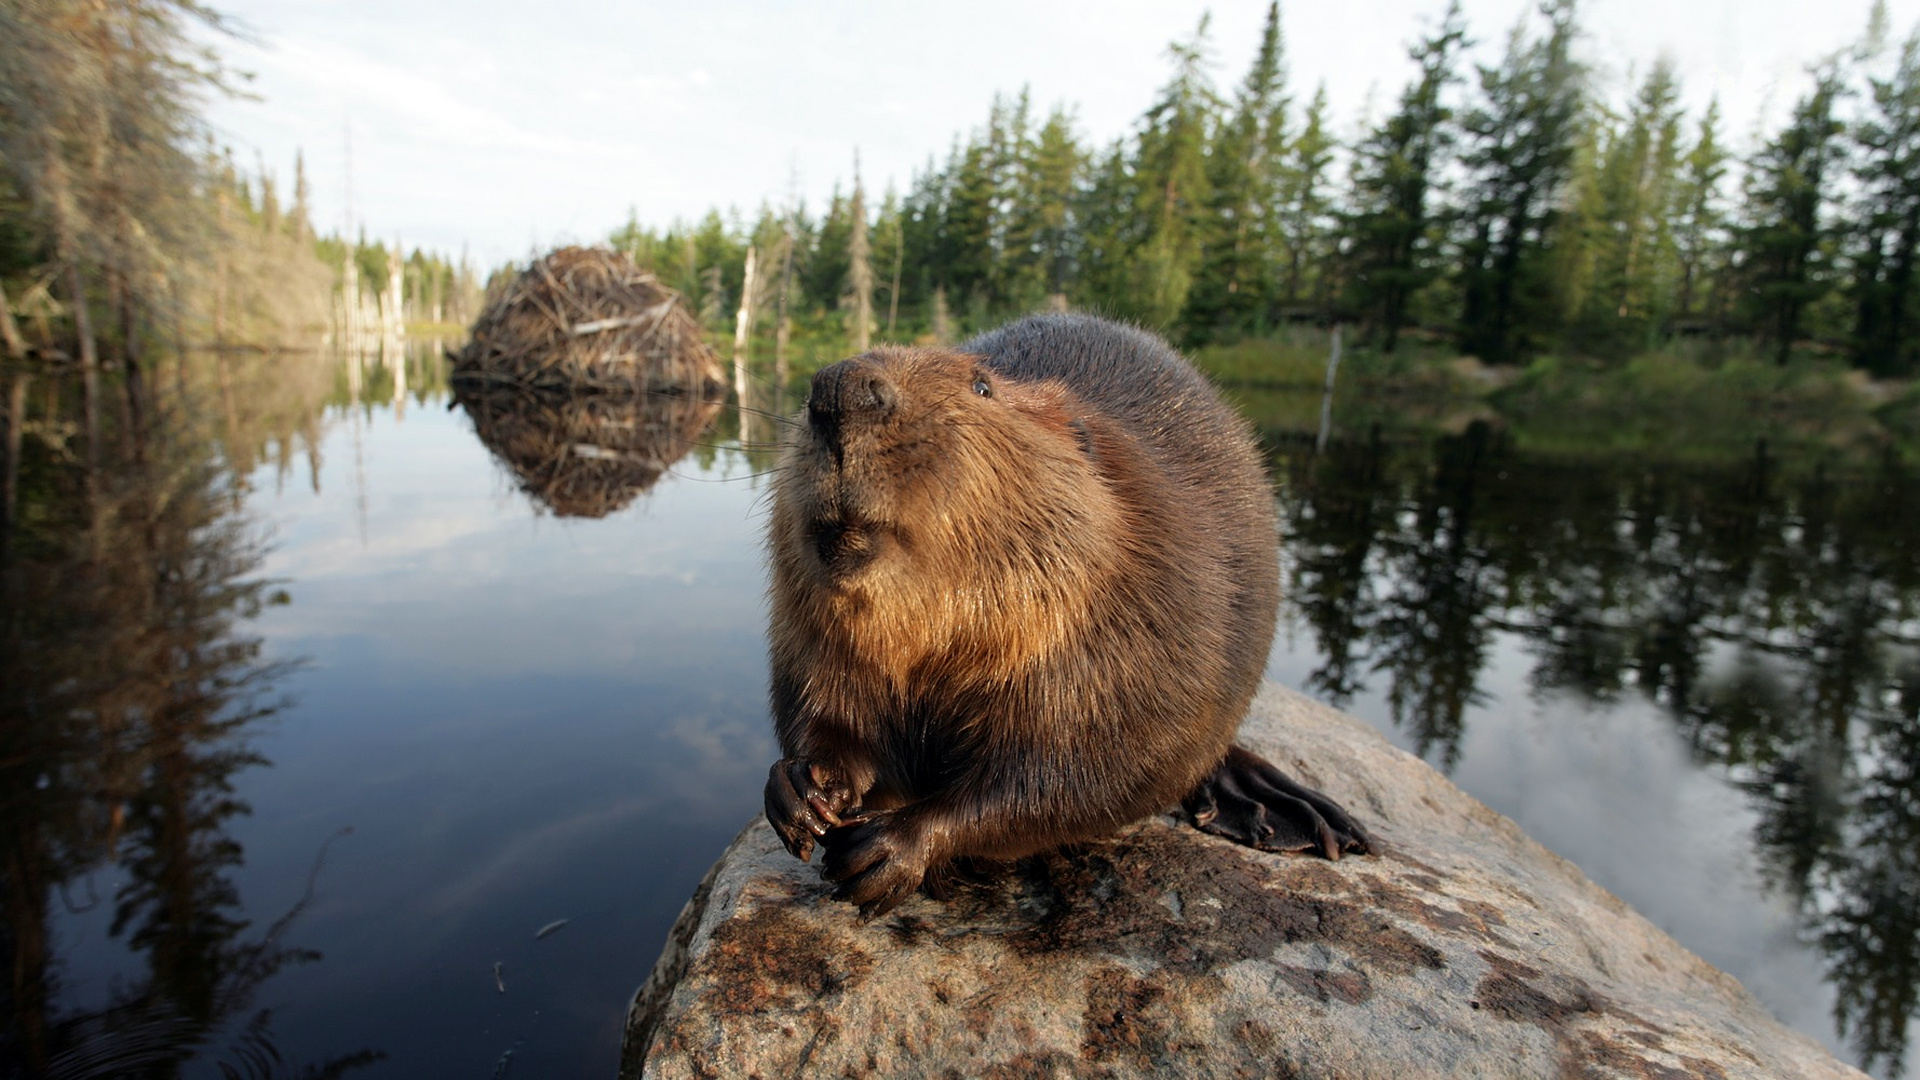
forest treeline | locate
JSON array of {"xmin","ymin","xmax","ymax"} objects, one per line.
[
  {"xmin": 616, "ymin": 0, "xmax": 1920, "ymax": 376},
  {"xmin": 7, "ymin": 0, "xmax": 1920, "ymax": 380},
  {"xmin": 0, "ymin": 0, "xmax": 480, "ymax": 369}
]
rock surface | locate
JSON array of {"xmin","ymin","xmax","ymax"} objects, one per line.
[{"xmin": 621, "ymin": 683, "xmax": 1862, "ymax": 1080}]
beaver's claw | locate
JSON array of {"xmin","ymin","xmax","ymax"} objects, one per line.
[
  {"xmin": 819, "ymin": 811, "xmax": 932, "ymax": 919},
  {"xmin": 765, "ymin": 758, "xmax": 856, "ymax": 862},
  {"xmin": 1183, "ymin": 745, "xmax": 1372, "ymax": 859}
]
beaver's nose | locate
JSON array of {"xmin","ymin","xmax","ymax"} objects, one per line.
[{"xmin": 808, "ymin": 359, "xmax": 897, "ymax": 438}]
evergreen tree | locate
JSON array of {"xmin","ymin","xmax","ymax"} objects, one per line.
[
  {"xmin": 845, "ymin": 161, "xmax": 874, "ymax": 352},
  {"xmin": 899, "ymin": 158, "xmax": 948, "ymax": 330},
  {"xmin": 1275, "ymin": 83, "xmax": 1337, "ymax": 316},
  {"xmin": 1454, "ymin": 0, "xmax": 1585, "ymax": 364},
  {"xmin": 942, "ymin": 131, "xmax": 999, "ymax": 314},
  {"xmin": 998, "ymin": 96, "xmax": 1084, "ymax": 312},
  {"xmin": 0, "ymin": 0, "xmax": 237, "ymax": 363},
  {"xmin": 871, "ymin": 186, "xmax": 904, "ymax": 337},
  {"xmin": 1129, "ymin": 15, "xmax": 1222, "ymax": 329},
  {"xmin": 1188, "ymin": 0, "xmax": 1288, "ymax": 341},
  {"xmin": 290, "ymin": 150, "xmax": 312, "ymax": 241},
  {"xmin": 1077, "ymin": 141, "xmax": 1140, "ymax": 317},
  {"xmin": 1024, "ymin": 108, "xmax": 1086, "ymax": 303},
  {"xmin": 1738, "ymin": 64, "xmax": 1847, "ymax": 364},
  {"xmin": 808, "ymin": 187, "xmax": 851, "ymax": 316},
  {"xmin": 1569, "ymin": 57, "xmax": 1685, "ymax": 354},
  {"xmin": 1849, "ymin": 26, "xmax": 1920, "ymax": 375},
  {"xmin": 1670, "ymin": 100, "xmax": 1731, "ymax": 331},
  {"xmin": 691, "ymin": 208, "xmax": 742, "ymax": 330},
  {"xmin": 986, "ymin": 91, "xmax": 1035, "ymax": 310},
  {"xmin": 1345, "ymin": 1, "xmax": 1470, "ymax": 351}
]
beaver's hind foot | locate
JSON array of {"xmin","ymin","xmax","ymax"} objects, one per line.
[
  {"xmin": 820, "ymin": 809, "xmax": 941, "ymax": 920},
  {"xmin": 1183, "ymin": 745, "xmax": 1372, "ymax": 860}
]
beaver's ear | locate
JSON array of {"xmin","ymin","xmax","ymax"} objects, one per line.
[{"xmin": 1067, "ymin": 417, "xmax": 1099, "ymax": 462}]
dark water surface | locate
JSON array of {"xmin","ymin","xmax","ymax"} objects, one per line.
[{"xmin": 5, "ymin": 347, "xmax": 1917, "ymax": 1078}]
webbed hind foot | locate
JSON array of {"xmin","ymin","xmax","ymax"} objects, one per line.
[{"xmin": 1182, "ymin": 745, "xmax": 1371, "ymax": 859}]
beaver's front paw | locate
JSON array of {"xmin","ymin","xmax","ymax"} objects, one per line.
[
  {"xmin": 765, "ymin": 758, "xmax": 857, "ymax": 862},
  {"xmin": 820, "ymin": 811, "xmax": 938, "ymax": 919}
]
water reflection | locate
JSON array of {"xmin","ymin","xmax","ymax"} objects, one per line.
[
  {"xmin": 1272, "ymin": 421, "xmax": 1920, "ymax": 1075},
  {"xmin": 451, "ymin": 382, "xmax": 724, "ymax": 518},
  {"xmin": 0, "ymin": 355, "xmax": 379, "ymax": 1077},
  {"xmin": 12, "ymin": 343, "xmax": 1919, "ymax": 1077}
]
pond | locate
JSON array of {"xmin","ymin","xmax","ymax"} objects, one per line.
[{"xmin": 3, "ymin": 343, "xmax": 1915, "ymax": 1078}]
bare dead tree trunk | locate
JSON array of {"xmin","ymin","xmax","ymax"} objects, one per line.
[
  {"xmin": 732, "ymin": 244, "xmax": 758, "ymax": 410},
  {"xmin": 887, "ymin": 225, "xmax": 903, "ymax": 338},
  {"xmin": 68, "ymin": 257, "xmax": 103, "ymax": 544},
  {"xmin": 2, "ymin": 372, "xmax": 28, "ymax": 559},
  {"xmin": 170, "ymin": 277, "xmax": 189, "ymax": 404},
  {"xmin": 847, "ymin": 178, "xmax": 873, "ymax": 354},
  {"xmin": 121, "ymin": 288, "xmax": 146, "ymax": 465},
  {"xmin": 0, "ymin": 282, "xmax": 27, "ymax": 360},
  {"xmin": 66, "ymin": 260, "xmax": 98, "ymax": 371},
  {"xmin": 112, "ymin": 269, "xmax": 131, "ymax": 369},
  {"xmin": 1316, "ymin": 325, "xmax": 1343, "ymax": 455},
  {"xmin": 214, "ymin": 190, "xmax": 230, "ymax": 347},
  {"xmin": 774, "ymin": 223, "xmax": 795, "ymax": 389},
  {"xmin": 932, "ymin": 286, "xmax": 951, "ymax": 344},
  {"xmin": 109, "ymin": 199, "xmax": 137, "ymax": 371}
]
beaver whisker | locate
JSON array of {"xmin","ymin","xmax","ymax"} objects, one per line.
[
  {"xmin": 666, "ymin": 465, "xmax": 787, "ymax": 485},
  {"xmin": 731, "ymin": 402, "xmax": 802, "ymax": 425}
]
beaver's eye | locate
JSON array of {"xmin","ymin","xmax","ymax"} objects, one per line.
[{"xmin": 972, "ymin": 379, "xmax": 992, "ymax": 398}]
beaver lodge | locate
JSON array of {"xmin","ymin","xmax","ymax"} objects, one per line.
[
  {"xmin": 450, "ymin": 246, "xmax": 726, "ymax": 394},
  {"xmin": 453, "ymin": 382, "xmax": 724, "ymax": 518}
]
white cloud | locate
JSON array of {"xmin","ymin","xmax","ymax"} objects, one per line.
[{"xmin": 202, "ymin": 0, "xmax": 1896, "ymax": 267}]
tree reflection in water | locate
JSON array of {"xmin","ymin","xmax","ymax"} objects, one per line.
[
  {"xmin": 0, "ymin": 359, "xmax": 379, "ymax": 1078},
  {"xmin": 1275, "ymin": 422, "xmax": 1920, "ymax": 1076}
]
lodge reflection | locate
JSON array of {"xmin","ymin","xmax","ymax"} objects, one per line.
[
  {"xmin": 0, "ymin": 356, "xmax": 378, "ymax": 1077},
  {"xmin": 1276, "ymin": 422, "xmax": 1920, "ymax": 1076},
  {"xmin": 452, "ymin": 381, "xmax": 725, "ymax": 518}
]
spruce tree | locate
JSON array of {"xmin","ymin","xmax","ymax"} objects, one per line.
[
  {"xmin": 1188, "ymin": 1, "xmax": 1287, "ymax": 341},
  {"xmin": 0, "ymin": 0, "xmax": 235, "ymax": 363},
  {"xmin": 871, "ymin": 187, "xmax": 904, "ymax": 337},
  {"xmin": 1849, "ymin": 27, "xmax": 1920, "ymax": 375},
  {"xmin": 290, "ymin": 150, "xmax": 312, "ymax": 240},
  {"xmin": 1275, "ymin": 84, "xmax": 1337, "ymax": 316},
  {"xmin": 942, "ymin": 131, "xmax": 999, "ymax": 315},
  {"xmin": 1738, "ymin": 64, "xmax": 1846, "ymax": 364},
  {"xmin": 1077, "ymin": 142, "xmax": 1140, "ymax": 317},
  {"xmin": 1344, "ymin": 1, "xmax": 1470, "ymax": 351},
  {"xmin": 1454, "ymin": 0, "xmax": 1584, "ymax": 364},
  {"xmin": 1130, "ymin": 15, "xmax": 1221, "ymax": 329},
  {"xmin": 1570, "ymin": 58, "xmax": 1684, "ymax": 354},
  {"xmin": 845, "ymin": 163, "xmax": 873, "ymax": 352},
  {"xmin": 1670, "ymin": 101, "xmax": 1731, "ymax": 332},
  {"xmin": 1025, "ymin": 108, "xmax": 1086, "ymax": 303},
  {"xmin": 899, "ymin": 157, "xmax": 949, "ymax": 329},
  {"xmin": 988, "ymin": 91, "xmax": 1036, "ymax": 310},
  {"xmin": 808, "ymin": 188, "xmax": 852, "ymax": 316}
]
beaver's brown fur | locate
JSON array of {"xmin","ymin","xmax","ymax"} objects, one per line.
[{"xmin": 765, "ymin": 314, "xmax": 1368, "ymax": 916}]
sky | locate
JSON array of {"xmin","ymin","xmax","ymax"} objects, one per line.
[{"xmin": 199, "ymin": 0, "xmax": 1912, "ymax": 269}]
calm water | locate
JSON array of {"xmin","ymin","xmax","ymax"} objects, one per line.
[{"xmin": 3, "ymin": 345, "xmax": 1916, "ymax": 1078}]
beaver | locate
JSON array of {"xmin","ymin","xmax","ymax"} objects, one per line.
[{"xmin": 764, "ymin": 313, "xmax": 1369, "ymax": 917}]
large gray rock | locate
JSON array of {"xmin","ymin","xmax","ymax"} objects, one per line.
[{"xmin": 622, "ymin": 683, "xmax": 1862, "ymax": 1079}]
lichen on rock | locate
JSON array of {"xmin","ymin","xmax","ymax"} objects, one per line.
[{"xmin": 620, "ymin": 684, "xmax": 1864, "ymax": 1080}]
